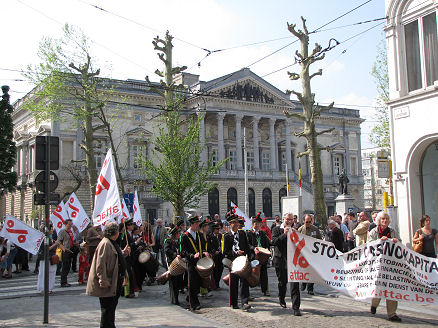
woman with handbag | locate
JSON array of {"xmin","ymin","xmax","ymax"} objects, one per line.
[
  {"xmin": 37, "ymin": 224, "xmax": 59, "ymax": 293},
  {"xmin": 412, "ymin": 215, "xmax": 438, "ymax": 258}
]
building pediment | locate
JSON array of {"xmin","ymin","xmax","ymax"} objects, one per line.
[
  {"xmin": 126, "ymin": 127, "xmax": 152, "ymax": 138},
  {"xmin": 201, "ymin": 68, "xmax": 293, "ymax": 107}
]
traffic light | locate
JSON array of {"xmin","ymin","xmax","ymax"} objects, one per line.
[{"xmin": 35, "ymin": 136, "xmax": 59, "ymax": 170}]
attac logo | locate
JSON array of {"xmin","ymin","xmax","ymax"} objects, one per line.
[
  {"xmin": 290, "ymin": 230, "xmax": 309, "ymax": 268},
  {"xmin": 95, "ymin": 175, "xmax": 110, "ymax": 196}
]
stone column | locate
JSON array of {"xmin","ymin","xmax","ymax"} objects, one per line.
[
  {"xmin": 269, "ymin": 117, "xmax": 277, "ymax": 170},
  {"xmin": 285, "ymin": 120, "xmax": 292, "ymax": 172},
  {"xmin": 198, "ymin": 111, "xmax": 206, "ymax": 163},
  {"xmin": 235, "ymin": 114, "xmax": 243, "ymax": 170},
  {"xmin": 217, "ymin": 113, "xmax": 226, "ymax": 165},
  {"xmin": 252, "ymin": 117, "xmax": 260, "ymax": 169}
]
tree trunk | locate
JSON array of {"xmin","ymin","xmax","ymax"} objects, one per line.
[
  {"xmin": 173, "ymin": 198, "xmax": 185, "ymax": 224},
  {"xmin": 83, "ymin": 113, "xmax": 97, "ymax": 211}
]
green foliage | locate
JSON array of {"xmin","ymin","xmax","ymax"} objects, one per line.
[
  {"xmin": 370, "ymin": 38, "xmax": 390, "ymax": 149},
  {"xmin": 140, "ymin": 99, "xmax": 225, "ymax": 215},
  {"xmin": 0, "ymin": 86, "xmax": 17, "ymax": 192}
]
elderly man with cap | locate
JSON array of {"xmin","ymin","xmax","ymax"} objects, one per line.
[
  {"xmin": 164, "ymin": 226, "xmax": 183, "ymax": 305},
  {"xmin": 328, "ymin": 217, "xmax": 344, "ymax": 252},
  {"xmin": 247, "ymin": 214, "xmax": 270, "ymax": 296},
  {"xmin": 180, "ymin": 215, "xmax": 208, "ymax": 311},
  {"xmin": 223, "ymin": 212, "xmax": 252, "ymax": 311}
]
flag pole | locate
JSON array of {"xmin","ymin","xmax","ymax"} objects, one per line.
[{"xmin": 286, "ymin": 164, "xmax": 290, "ymax": 197}]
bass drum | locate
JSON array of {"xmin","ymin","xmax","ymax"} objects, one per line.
[
  {"xmin": 138, "ymin": 251, "xmax": 151, "ymax": 264},
  {"xmin": 255, "ymin": 247, "xmax": 271, "ymax": 265}
]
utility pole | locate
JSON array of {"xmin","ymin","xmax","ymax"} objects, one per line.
[{"xmin": 244, "ymin": 127, "xmax": 248, "ymax": 216}]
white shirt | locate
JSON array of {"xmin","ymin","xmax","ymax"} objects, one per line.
[{"xmin": 187, "ymin": 228, "xmax": 197, "ymax": 240}]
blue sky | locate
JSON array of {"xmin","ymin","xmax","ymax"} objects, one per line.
[{"xmin": 2, "ymin": 0, "xmax": 386, "ymax": 148}]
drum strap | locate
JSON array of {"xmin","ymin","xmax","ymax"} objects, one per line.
[
  {"xmin": 187, "ymin": 232, "xmax": 203, "ymax": 258},
  {"xmin": 221, "ymin": 233, "xmax": 225, "ymax": 254}
]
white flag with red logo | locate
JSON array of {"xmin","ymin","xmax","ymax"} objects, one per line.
[
  {"xmin": 120, "ymin": 198, "xmax": 131, "ymax": 224},
  {"xmin": 230, "ymin": 202, "xmax": 251, "ymax": 230},
  {"xmin": 66, "ymin": 192, "xmax": 90, "ymax": 232},
  {"xmin": 132, "ymin": 190, "xmax": 142, "ymax": 226},
  {"xmin": 50, "ymin": 201, "xmax": 69, "ymax": 233},
  {"xmin": 93, "ymin": 148, "xmax": 121, "ymax": 226},
  {"xmin": 0, "ymin": 215, "xmax": 45, "ymax": 255}
]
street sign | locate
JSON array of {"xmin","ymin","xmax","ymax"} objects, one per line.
[
  {"xmin": 377, "ymin": 160, "xmax": 390, "ymax": 178},
  {"xmin": 35, "ymin": 171, "xmax": 58, "ymax": 193},
  {"xmin": 124, "ymin": 193, "xmax": 134, "ymax": 212},
  {"xmin": 35, "ymin": 136, "xmax": 59, "ymax": 170},
  {"xmin": 33, "ymin": 193, "xmax": 61, "ymax": 206}
]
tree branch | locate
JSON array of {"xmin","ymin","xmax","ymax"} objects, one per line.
[
  {"xmin": 316, "ymin": 127, "xmax": 335, "ymax": 136},
  {"xmin": 309, "ymin": 69, "xmax": 322, "ymax": 80},
  {"xmin": 284, "ymin": 109, "xmax": 305, "ymax": 121},
  {"xmin": 297, "ymin": 149, "xmax": 310, "ymax": 158}
]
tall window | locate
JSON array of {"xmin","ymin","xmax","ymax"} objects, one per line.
[
  {"xmin": 262, "ymin": 188, "xmax": 272, "ymax": 218},
  {"xmin": 280, "ymin": 151, "xmax": 286, "ymax": 171},
  {"xmin": 209, "ymin": 147, "xmax": 218, "ymax": 167},
  {"xmin": 208, "ymin": 188, "xmax": 220, "ymax": 217},
  {"xmin": 94, "ymin": 140, "xmax": 108, "ymax": 169},
  {"xmin": 248, "ymin": 188, "xmax": 255, "ymax": 217},
  {"xmin": 262, "ymin": 151, "xmax": 270, "ymax": 170},
  {"xmin": 228, "ymin": 149, "xmax": 237, "ymax": 170},
  {"xmin": 227, "ymin": 187, "xmax": 238, "ymax": 210},
  {"xmin": 131, "ymin": 144, "xmax": 146, "ymax": 169},
  {"xmin": 333, "ymin": 154, "xmax": 344, "ymax": 176},
  {"xmin": 246, "ymin": 151, "xmax": 254, "ymax": 170},
  {"xmin": 405, "ymin": 12, "xmax": 438, "ymax": 92},
  {"xmin": 28, "ymin": 146, "xmax": 34, "ymax": 173}
]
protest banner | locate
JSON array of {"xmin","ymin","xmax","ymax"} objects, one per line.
[
  {"xmin": 66, "ymin": 192, "xmax": 90, "ymax": 232},
  {"xmin": 93, "ymin": 149, "xmax": 121, "ymax": 226},
  {"xmin": 0, "ymin": 215, "xmax": 45, "ymax": 255},
  {"xmin": 132, "ymin": 190, "xmax": 142, "ymax": 226},
  {"xmin": 50, "ymin": 201, "xmax": 68, "ymax": 233},
  {"xmin": 120, "ymin": 198, "xmax": 130, "ymax": 224},
  {"xmin": 287, "ymin": 231, "xmax": 438, "ymax": 304}
]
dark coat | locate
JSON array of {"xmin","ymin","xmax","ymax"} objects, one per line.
[
  {"xmin": 271, "ymin": 225, "xmax": 288, "ymax": 269},
  {"xmin": 330, "ymin": 227, "xmax": 344, "ymax": 252},
  {"xmin": 222, "ymin": 230, "xmax": 251, "ymax": 261},
  {"xmin": 246, "ymin": 230, "xmax": 270, "ymax": 251},
  {"xmin": 180, "ymin": 230, "xmax": 206, "ymax": 266}
]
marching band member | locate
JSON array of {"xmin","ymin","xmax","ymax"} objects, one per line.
[
  {"xmin": 209, "ymin": 223, "xmax": 223, "ymax": 289},
  {"xmin": 164, "ymin": 226, "xmax": 183, "ymax": 305},
  {"xmin": 247, "ymin": 214, "xmax": 270, "ymax": 296},
  {"xmin": 223, "ymin": 212, "xmax": 252, "ymax": 311},
  {"xmin": 180, "ymin": 215, "xmax": 207, "ymax": 310}
]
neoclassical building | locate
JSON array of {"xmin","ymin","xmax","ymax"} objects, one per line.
[
  {"xmin": 385, "ymin": 0, "xmax": 438, "ymax": 244},
  {"xmin": 3, "ymin": 68, "xmax": 364, "ymax": 226}
]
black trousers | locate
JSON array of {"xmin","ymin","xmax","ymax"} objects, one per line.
[
  {"xmin": 169, "ymin": 274, "xmax": 183, "ymax": 304},
  {"xmin": 71, "ymin": 245, "xmax": 80, "ymax": 271},
  {"xmin": 61, "ymin": 251, "xmax": 72, "ymax": 285},
  {"xmin": 229, "ymin": 272, "xmax": 249, "ymax": 307},
  {"xmin": 99, "ymin": 294, "xmax": 119, "ymax": 328},
  {"xmin": 213, "ymin": 256, "xmax": 224, "ymax": 289},
  {"xmin": 187, "ymin": 265, "xmax": 201, "ymax": 308},
  {"xmin": 260, "ymin": 263, "xmax": 268, "ymax": 293},
  {"xmin": 275, "ymin": 266, "xmax": 300, "ymax": 310},
  {"xmin": 301, "ymin": 282, "xmax": 314, "ymax": 292}
]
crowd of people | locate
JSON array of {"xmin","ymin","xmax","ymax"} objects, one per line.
[{"xmin": 1, "ymin": 210, "xmax": 437, "ymax": 327}]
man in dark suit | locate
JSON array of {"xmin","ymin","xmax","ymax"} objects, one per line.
[
  {"xmin": 247, "ymin": 216, "xmax": 270, "ymax": 296},
  {"xmin": 208, "ymin": 223, "xmax": 223, "ymax": 289},
  {"xmin": 271, "ymin": 212, "xmax": 301, "ymax": 316},
  {"xmin": 180, "ymin": 215, "xmax": 207, "ymax": 311},
  {"xmin": 223, "ymin": 212, "xmax": 252, "ymax": 311}
]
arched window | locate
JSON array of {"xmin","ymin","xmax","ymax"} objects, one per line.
[
  {"xmin": 262, "ymin": 188, "xmax": 272, "ymax": 218},
  {"xmin": 227, "ymin": 187, "xmax": 238, "ymax": 211},
  {"xmin": 208, "ymin": 188, "xmax": 220, "ymax": 217},
  {"xmin": 248, "ymin": 188, "xmax": 255, "ymax": 218},
  {"xmin": 279, "ymin": 188, "xmax": 287, "ymax": 214},
  {"xmin": 421, "ymin": 142, "xmax": 438, "ymax": 228}
]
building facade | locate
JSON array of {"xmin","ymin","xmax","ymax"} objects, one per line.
[
  {"xmin": 385, "ymin": 0, "xmax": 438, "ymax": 244},
  {"xmin": 361, "ymin": 147, "xmax": 391, "ymax": 210},
  {"xmin": 3, "ymin": 68, "xmax": 364, "ymax": 225}
]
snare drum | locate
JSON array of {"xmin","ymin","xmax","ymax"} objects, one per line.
[
  {"xmin": 138, "ymin": 251, "xmax": 151, "ymax": 264},
  {"xmin": 231, "ymin": 256, "xmax": 251, "ymax": 279},
  {"xmin": 255, "ymin": 247, "xmax": 271, "ymax": 265}
]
